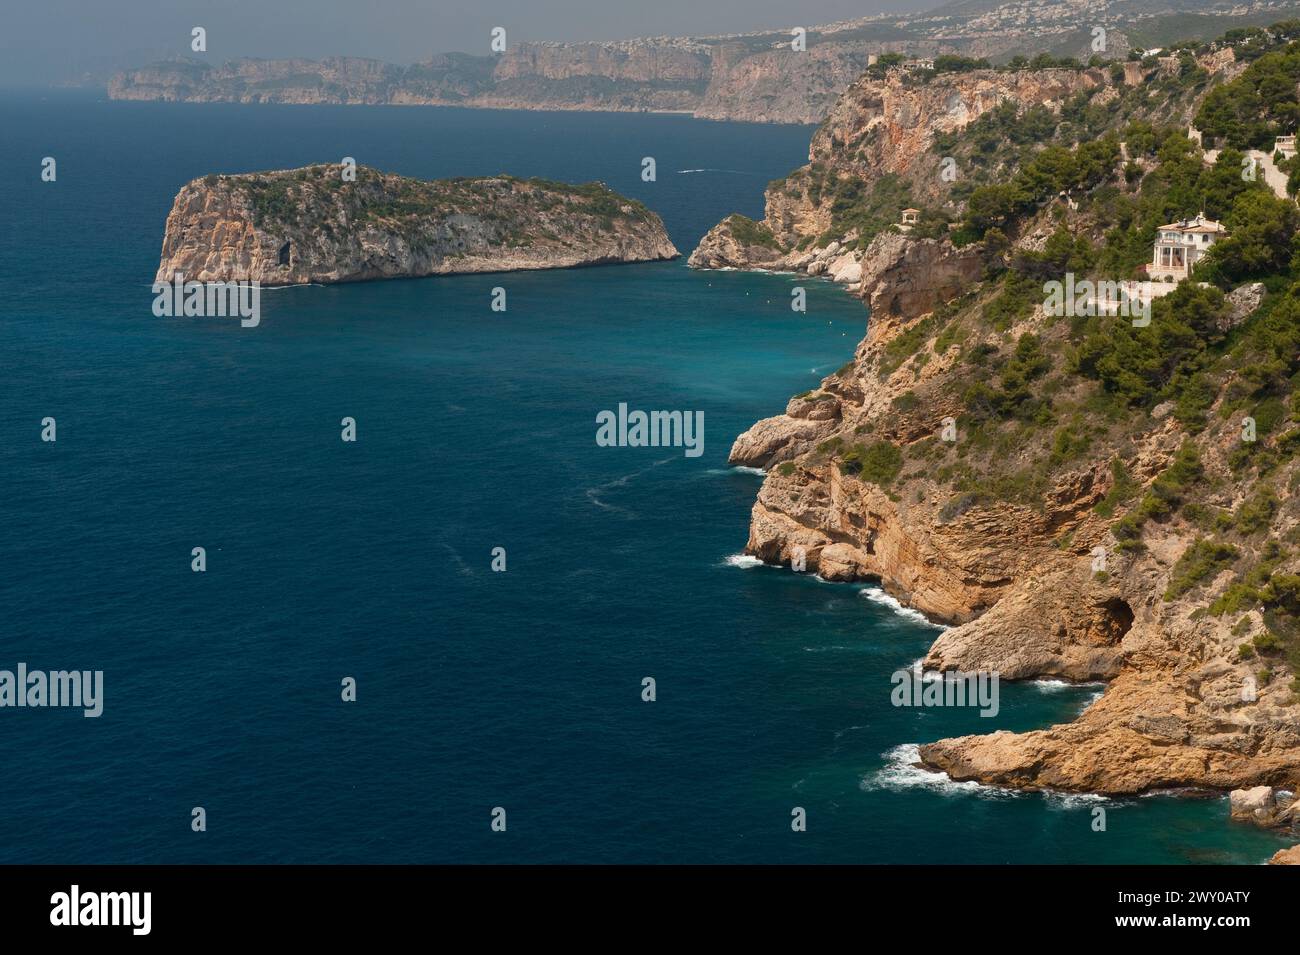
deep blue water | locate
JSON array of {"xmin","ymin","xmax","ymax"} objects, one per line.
[{"xmin": 0, "ymin": 92, "xmax": 1289, "ymax": 863}]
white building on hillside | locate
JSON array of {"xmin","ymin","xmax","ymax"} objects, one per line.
[{"xmin": 1149, "ymin": 214, "xmax": 1227, "ymax": 281}]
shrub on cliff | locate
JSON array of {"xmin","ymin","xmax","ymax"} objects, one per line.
[
  {"xmin": 1165, "ymin": 539, "xmax": 1240, "ymax": 600},
  {"xmin": 1113, "ymin": 442, "xmax": 1203, "ymax": 551},
  {"xmin": 1072, "ymin": 283, "xmax": 1227, "ymax": 408},
  {"xmin": 725, "ymin": 214, "xmax": 782, "ymax": 251},
  {"xmin": 840, "ymin": 441, "xmax": 903, "ymax": 487},
  {"xmin": 932, "ymin": 55, "xmax": 992, "ymax": 74}
]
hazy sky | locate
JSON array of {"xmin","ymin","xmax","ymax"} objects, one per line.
[{"xmin": 1, "ymin": 0, "xmax": 940, "ymax": 85}]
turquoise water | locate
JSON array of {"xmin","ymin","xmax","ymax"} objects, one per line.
[{"xmin": 0, "ymin": 92, "xmax": 1289, "ymax": 863}]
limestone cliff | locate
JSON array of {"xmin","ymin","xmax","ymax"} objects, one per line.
[
  {"xmin": 107, "ymin": 33, "xmax": 1000, "ymax": 125},
  {"xmin": 690, "ymin": 66, "xmax": 1109, "ymax": 267},
  {"xmin": 724, "ymin": 281, "xmax": 1300, "ymax": 796},
  {"xmin": 696, "ymin": 42, "xmax": 1300, "ymax": 807},
  {"xmin": 155, "ymin": 165, "xmax": 677, "ymax": 286}
]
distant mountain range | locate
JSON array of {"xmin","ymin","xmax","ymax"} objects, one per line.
[{"xmin": 105, "ymin": 0, "xmax": 1300, "ymax": 123}]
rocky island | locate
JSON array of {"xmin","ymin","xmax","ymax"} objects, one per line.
[
  {"xmin": 155, "ymin": 164, "xmax": 678, "ymax": 286},
  {"xmin": 693, "ymin": 21, "xmax": 1300, "ymax": 841}
]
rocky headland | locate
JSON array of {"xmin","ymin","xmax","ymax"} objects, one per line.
[
  {"xmin": 155, "ymin": 165, "xmax": 677, "ymax": 286},
  {"xmin": 692, "ymin": 28, "xmax": 1300, "ymax": 825}
]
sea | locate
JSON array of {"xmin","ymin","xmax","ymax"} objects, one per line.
[{"xmin": 0, "ymin": 90, "xmax": 1288, "ymax": 863}]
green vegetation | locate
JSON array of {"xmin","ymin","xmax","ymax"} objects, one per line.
[
  {"xmin": 1236, "ymin": 487, "xmax": 1280, "ymax": 535},
  {"xmin": 1112, "ymin": 442, "xmax": 1204, "ymax": 552},
  {"xmin": 1165, "ymin": 539, "xmax": 1240, "ymax": 599},
  {"xmin": 841, "ymin": 441, "xmax": 904, "ymax": 487},
  {"xmin": 931, "ymin": 55, "xmax": 992, "ymax": 74},
  {"xmin": 1072, "ymin": 283, "xmax": 1228, "ymax": 412},
  {"xmin": 229, "ymin": 166, "xmax": 654, "ymax": 246},
  {"xmin": 726, "ymin": 214, "xmax": 782, "ymax": 250},
  {"xmin": 1195, "ymin": 37, "xmax": 1300, "ymax": 148},
  {"xmin": 805, "ymin": 171, "xmax": 949, "ymax": 249},
  {"xmin": 1094, "ymin": 459, "xmax": 1139, "ymax": 518}
]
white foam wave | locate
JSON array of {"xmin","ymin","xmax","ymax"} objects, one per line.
[
  {"xmin": 1045, "ymin": 791, "xmax": 1110, "ymax": 809},
  {"xmin": 1078, "ymin": 689, "xmax": 1105, "ymax": 712},
  {"xmin": 723, "ymin": 554, "xmax": 766, "ymax": 569},
  {"xmin": 731, "ymin": 466, "xmax": 766, "ymax": 476},
  {"xmin": 860, "ymin": 588, "xmax": 946, "ymax": 629},
  {"xmin": 861, "ymin": 744, "xmax": 1014, "ymax": 799},
  {"xmin": 1033, "ymin": 678, "xmax": 1106, "ymax": 693},
  {"xmin": 865, "ymin": 745, "xmax": 1113, "ymax": 807}
]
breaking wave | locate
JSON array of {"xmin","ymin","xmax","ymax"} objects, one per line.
[
  {"xmin": 860, "ymin": 587, "xmax": 947, "ymax": 629},
  {"xmin": 863, "ymin": 744, "xmax": 1112, "ymax": 807}
]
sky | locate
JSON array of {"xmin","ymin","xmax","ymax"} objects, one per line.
[{"xmin": 0, "ymin": 0, "xmax": 942, "ymax": 86}]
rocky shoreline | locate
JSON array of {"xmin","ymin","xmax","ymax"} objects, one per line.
[{"xmin": 688, "ymin": 48, "xmax": 1300, "ymax": 855}]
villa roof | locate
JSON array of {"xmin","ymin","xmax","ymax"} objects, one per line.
[
  {"xmin": 901, "ymin": 207, "xmax": 920, "ymax": 214},
  {"xmin": 1156, "ymin": 214, "xmax": 1226, "ymax": 234}
]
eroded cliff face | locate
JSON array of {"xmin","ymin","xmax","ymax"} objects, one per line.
[
  {"xmin": 691, "ymin": 67, "xmax": 1109, "ymax": 265},
  {"xmin": 691, "ymin": 223, "xmax": 990, "ymax": 324},
  {"xmin": 726, "ymin": 292, "xmax": 1300, "ymax": 795},
  {"xmin": 693, "ymin": 44, "xmax": 875, "ymax": 125},
  {"xmin": 811, "ymin": 68, "xmax": 1106, "ymax": 202},
  {"xmin": 696, "ymin": 59, "xmax": 1300, "ymax": 800},
  {"xmin": 155, "ymin": 165, "xmax": 677, "ymax": 286}
]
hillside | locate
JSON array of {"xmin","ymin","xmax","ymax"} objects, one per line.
[{"xmin": 692, "ymin": 22, "xmax": 1300, "ymax": 815}]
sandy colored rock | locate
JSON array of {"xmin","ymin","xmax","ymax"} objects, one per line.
[
  {"xmin": 728, "ymin": 415, "xmax": 832, "ymax": 469},
  {"xmin": 156, "ymin": 165, "xmax": 677, "ymax": 286}
]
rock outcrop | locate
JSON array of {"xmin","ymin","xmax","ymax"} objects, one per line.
[
  {"xmin": 1270, "ymin": 844, "xmax": 1300, "ymax": 864},
  {"xmin": 695, "ymin": 227, "xmax": 990, "ymax": 320},
  {"xmin": 702, "ymin": 47, "xmax": 1300, "ymax": 811},
  {"xmin": 690, "ymin": 66, "xmax": 1111, "ymax": 271},
  {"xmin": 155, "ymin": 165, "xmax": 677, "ymax": 286},
  {"xmin": 1229, "ymin": 785, "xmax": 1297, "ymax": 828}
]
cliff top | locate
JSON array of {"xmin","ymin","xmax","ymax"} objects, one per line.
[{"xmin": 199, "ymin": 164, "xmax": 658, "ymax": 236}]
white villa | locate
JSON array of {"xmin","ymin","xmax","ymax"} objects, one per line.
[
  {"xmin": 1276, "ymin": 134, "xmax": 1297, "ymax": 159},
  {"xmin": 1149, "ymin": 214, "xmax": 1227, "ymax": 281}
]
